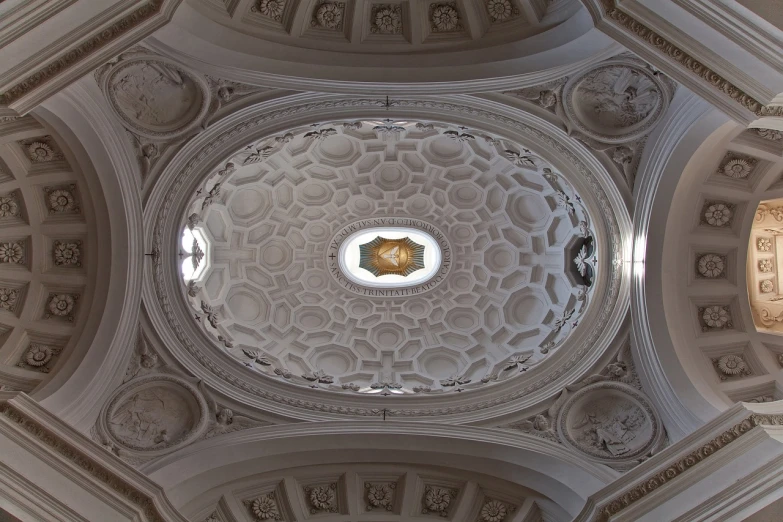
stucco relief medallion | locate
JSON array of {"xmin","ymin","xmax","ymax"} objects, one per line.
[
  {"xmin": 101, "ymin": 374, "xmax": 208, "ymax": 453},
  {"xmin": 563, "ymin": 60, "xmax": 669, "ymax": 143},
  {"xmin": 102, "ymin": 56, "xmax": 210, "ymax": 139},
  {"xmin": 557, "ymin": 381, "xmax": 662, "ymax": 465}
]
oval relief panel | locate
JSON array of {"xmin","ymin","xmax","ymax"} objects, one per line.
[
  {"xmin": 557, "ymin": 382, "xmax": 662, "ymax": 465},
  {"xmin": 103, "ymin": 56, "xmax": 210, "ymax": 139},
  {"xmin": 563, "ymin": 59, "xmax": 669, "ymax": 143},
  {"xmin": 103, "ymin": 375, "xmax": 209, "ymax": 453}
]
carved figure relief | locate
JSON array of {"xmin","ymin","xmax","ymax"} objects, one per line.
[
  {"xmin": 558, "ymin": 382, "xmax": 660, "ymax": 464},
  {"xmin": 506, "ymin": 57, "xmax": 672, "ymax": 190},
  {"xmin": 563, "ymin": 61, "xmax": 668, "ymax": 143},
  {"xmin": 100, "ymin": 54, "xmax": 210, "ymax": 139},
  {"xmin": 201, "ymin": 384, "xmax": 269, "ymax": 439},
  {"xmin": 109, "ymin": 387, "xmax": 193, "ymax": 447},
  {"xmin": 123, "ymin": 329, "xmax": 160, "ymax": 383},
  {"xmin": 112, "ymin": 62, "xmax": 200, "ymax": 128},
  {"xmin": 102, "ymin": 375, "xmax": 208, "ymax": 453}
]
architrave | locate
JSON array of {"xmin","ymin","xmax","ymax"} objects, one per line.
[{"xmin": 0, "ymin": 392, "xmax": 187, "ymax": 522}]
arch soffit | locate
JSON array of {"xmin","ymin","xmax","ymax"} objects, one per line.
[
  {"xmin": 144, "ymin": 422, "xmax": 619, "ymax": 517},
  {"xmin": 632, "ymin": 89, "xmax": 729, "ymax": 440},
  {"xmin": 29, "ymin": 80, "xmax": 143, "ymax": 430}
]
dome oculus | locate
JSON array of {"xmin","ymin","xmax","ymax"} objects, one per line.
[
  {"xmin": 337, "ymin": 224, "xmax": 445, "ymax": 291},
  {"xmin": 337, "ymin": 222, "xmax": 450, "ymax": 288},
  {"xmin": 359, "ymin": 236, "xmax": 425, "ymax": 278}
]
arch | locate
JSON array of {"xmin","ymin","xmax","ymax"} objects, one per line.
[{"xmin": 144, "ymin": 422, "xmax": 618, "ymax": 519}]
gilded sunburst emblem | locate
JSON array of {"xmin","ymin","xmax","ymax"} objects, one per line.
[{"xmin": 359, "ymin": 236, "xmax": 425, "ymax": 277}]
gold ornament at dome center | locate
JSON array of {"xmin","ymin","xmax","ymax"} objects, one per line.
[{"xmin": 358, "ymin": 236, "xmax": 425, "ymax": 277}]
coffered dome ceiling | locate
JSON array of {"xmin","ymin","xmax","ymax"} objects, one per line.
[
  {"xmin": 179, "ymin": 121, "xmax": 596, "ymax": 395},
  {"xmin": 144, "ymin": 94, "xmax": 630, "ymax": 419},
  {"xmin": 0, "ymin": 118, "xmax": 100, "ymax": 394}
]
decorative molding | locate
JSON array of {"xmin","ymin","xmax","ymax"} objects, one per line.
[
  {"xmin": 16, "ymin": 343, "xmax": 62, "ymax": 373},
  {"xmin": 504, "ymin": 54, "xmax": 674, "ymax": 190},
  {"xmin": 584, "ymin": 0, "xmax": 768, "ymax": 121},
  {"xmin": 422, "ymin": 484, "xmax": 458, "ymax": 516},
  {"xmin": 594, "ymin": 414, "xmax": 779, "ymax": 521},
  {"xmin": 0, "ymin": 0, "xmax": 187, "ymax": 115},
  {"xmin": 145, "ymin": 95, "xmax": 629, "ymax": 418},
  {"xmin": 0, "ymin": 397, "xmax": 183, "ymax": 522}
]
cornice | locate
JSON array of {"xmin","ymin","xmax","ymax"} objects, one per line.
[
  {"xmin": 594, "ymin": 413, "xmax": 781, "ymax": 521},
  {"xmin": 580, "ymin": 0, "xmax": 782, "ymax": 124},
  {"xmin": 0, "ymin": 0, "xmax": 78, "ymax": 50},
  {"xmin": 0, "ymin": 392, "xmax": 187, "ymax": 522},
  {"xmin": 0, "ymin": 0, "xmax": 183, "ymax": 116}
]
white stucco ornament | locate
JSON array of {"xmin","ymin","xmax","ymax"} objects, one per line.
[
  {"xmin": 99, "ymin": 374, "xmax": 209, "ymax": 454},
  {"xmin": 147, "ymin": 97, "xmax": 628, "ymax": 419},
  {"xmin": 99, "ymin": 53, "xmax": 211, "ymax": 139},
  {"xmin": 557, "ymin": 382, "xmax": 663, "ymax": 466},
  {"xmin": 563, "ymin": 59, "xmax": 670, "ymax": 143}
]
